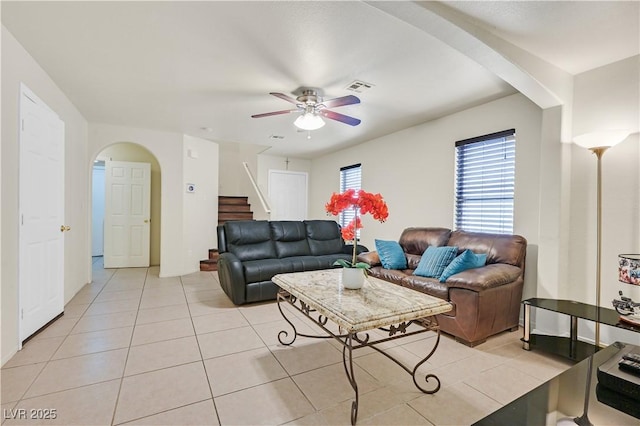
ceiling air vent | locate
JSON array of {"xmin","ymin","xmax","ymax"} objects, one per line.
[
  {"xmin": 269, "ymin": 135, "xmax": 284, "ymax": 140},
  {"xmin": 345, "ymin": 80, "xmax": 374, "ymax": 93}
]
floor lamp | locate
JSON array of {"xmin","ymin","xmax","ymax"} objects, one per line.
[
  {"xmin": 561, "ymin": 130, "xmax": 630, "ymax": 426},
  {"xmin": 573, "ymin": 130, "xmax": 630, "ymax": 349}
]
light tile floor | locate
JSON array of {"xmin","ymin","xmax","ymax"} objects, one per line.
[{"xmin": 1, "ymin": 259, "xmax": 573, "ymax": 425}]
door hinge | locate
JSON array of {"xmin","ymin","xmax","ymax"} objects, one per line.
[
  {"xmin": 21, "ymin": 214, "xmax": 24, "ymax": 225},
  {"xmin": 21, "ymin": 119, "xmax": 24, "ymax": 131},
  {"xmin": 21, "ymin": 309, "xmax": 24, "ymax": 320}
]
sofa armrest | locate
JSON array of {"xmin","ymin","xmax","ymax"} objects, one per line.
[
  {"xmin": 445, "ymin": 263, "xmax": 522, "ymax": 291},
  {"xmin": 217, "ymin": 252, "xmax": 247, "ymax": 305},
  {"xmin": 343, "ymin": 244, "xmax": 369, "ymax": 255},
  {"xmin": 357, "ymin": 251, "xmax": 381, "ymax": 267}
]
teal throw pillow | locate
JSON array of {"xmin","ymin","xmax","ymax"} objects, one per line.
[
  {"xmin": 375, "ymin": 239, "xmax": 408, "ymax": 270},
  {"xmin": 413, "ymin": 246, "xmax": 458, "ymax": 278},
  {"xmin": 439, "ymin": 249, "xmax": 487, "ymax": 282}
]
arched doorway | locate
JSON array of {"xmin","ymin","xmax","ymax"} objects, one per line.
[{"xmin": 92, "ymin": 143, "xmax": 162, "ymax": 267}]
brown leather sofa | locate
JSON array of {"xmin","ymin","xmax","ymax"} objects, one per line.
[{"xmin": 358, "ymin": 227, "xmax": 527, "ymax": 346}]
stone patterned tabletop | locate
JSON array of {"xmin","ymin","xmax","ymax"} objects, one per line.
[{"xmin": 273, "ymin": 269, "xmax": 452, "ymax": 333}]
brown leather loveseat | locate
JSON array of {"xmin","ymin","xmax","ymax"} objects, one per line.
[{"xmin": 358, "ymin": 227, "xmax": 527, "ymax": 346}]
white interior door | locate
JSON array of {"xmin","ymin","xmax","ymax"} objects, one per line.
[
  {"xmin": 19, "ymin": 84, "xmax": 65, "ymax": 342},
  {"xmin": 104, "ymin": 160, "xmax": 151, "ymax": 268},
  {"xmin": 91, "ymin": 164, "xmax": 105, "ymax": 256},
  {"xmin": 268, "ymin": 170, "xmax": 308, "ymax": 220}
]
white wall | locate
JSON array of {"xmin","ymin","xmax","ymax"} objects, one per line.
[
  {"xmin": 1, "ymin": 26, "xmax": 90, "ymax": 365},
  {"xmin": 572, "ymin": 56, "xmax": 640, "ymax": 137},
  {"xmin": 183, "ymin": 135, "xmax": 219, "ymax": 271},
  {"xmin": 310, "ymin": 93, "xmax": 544, "ymax": 301},
  {"xmin": 218, "ymin": 142, "xmax": 272, "ymax": 220},
  {"xmin": 88, "ymin": 124, "xmax": 186, "ymax": 277},
  {"xmin": 257, "ymin": 155, "xmax": 311, "ymax": 182},
  {"xmin": 310, "ymin": 93, "xmax": 543, "ymax": 270},
  {"xmin": 258, "ymin": 154, "xmax": 311, "ymax": 218}
]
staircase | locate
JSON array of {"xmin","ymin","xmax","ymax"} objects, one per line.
[
  {"xmin": 199, "ymin": 249, "xmax": 220, "ymax": 272},
  {"xmin": 199, "ymin": 196, "xmax": 253, "ymax": 271},
  {"xmin": 217, "ymin": 196, "xmax": 253, "ymax": 224}
]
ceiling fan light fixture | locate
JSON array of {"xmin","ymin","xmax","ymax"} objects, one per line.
[{"xmin": 294, "ymin": 113, "xmax": 325, "ymax": 131}]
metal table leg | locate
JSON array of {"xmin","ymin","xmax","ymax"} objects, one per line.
[{"xmin": 523, "ymin": 302, "xmax": 531, "ymax": 350}]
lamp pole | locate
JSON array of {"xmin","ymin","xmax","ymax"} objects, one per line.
[{"xmin": 590, "ymin": 147, "xmax": 608, "ymax": 349}]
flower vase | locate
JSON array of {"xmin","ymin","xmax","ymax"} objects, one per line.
[{"xmin": 341, "ymin": 267, "xmax": 365, "ymax": 290}]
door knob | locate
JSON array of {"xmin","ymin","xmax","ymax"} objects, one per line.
[
  {"xmin": 60, "ymin": 225, "xmax": 71, "ymax": 232},
  {"xmin": 144, "ymin": 219, "xmax": 149, "ymax": 224}
]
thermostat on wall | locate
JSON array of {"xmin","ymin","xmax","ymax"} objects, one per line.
[{"xmin": 186, "ymin": 183, "xmax": 196, "ymax": 193}]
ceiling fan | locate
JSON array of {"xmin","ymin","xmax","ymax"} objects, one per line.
[{"xmin": 251, "ymin": 89, "xmax": 361, "ymax": 131}]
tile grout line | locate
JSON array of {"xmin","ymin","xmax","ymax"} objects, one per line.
[
  {"xmin": 109, "ymin": 267, "xmax": 149, "ymax": 426},
  {"xmin": 112, "ymin": 398, "xmax": 213, "ymax": 426},
  {"xmin": 181, "ymin": 274, "xmax": 223, "ymax": 426}
]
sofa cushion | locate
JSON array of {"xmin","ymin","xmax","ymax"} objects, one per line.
[
  {"xmin": 357, "ymin": 251, "xmax": 381, "ymax": 267},
  {"xmin": 447, "ymin": 230, "xmax": 527, "ymax": 268},
  {"xmin": 399, "ymin": 227, "xmax": 451, "ymax": 255},
  {"xmin": 304, "ymin": 220, "xmax": 344, "ymax": 255},
  {"xmin": 401, "ymin": 275, "xmax": 449, "ymax": 301},
  {"xmin": 270, "ymin": 221, "xmax": 311, "ymax": 258},
  {"xmin": 414, "ymin": 246, "xmax": 458, "ymax": 278},
  {"xmin": 282, "ymin": 254, "xmax": 351, "ymax": 271},
  {"xmin": 406, "ymin": 253, "xmax": 422, "ymax": 270},
  {"xmin": 445, "ymin": 263, "xmax": 523, "ymax": 292},
  {"xmin": 225, "ymin": 220, "xmax": 276, "ymax": 261},
  {"xmin": 375, "ymin": 239, "xmax": 408, "ymax": 269},
  {"xmin": 243, "ymin": 259, "xmax": 296, "ymax": 283},
  {"xmin": 367, "ymin": 266, "xmax": 410, "ymax": 285},
  {"xmin": 439, "ymin": 249, "xmax": 487, "ymax": 282}
]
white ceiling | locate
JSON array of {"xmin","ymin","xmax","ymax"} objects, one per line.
[{"xmin": 2, "ymin": 1, "xmax": 638, "ymax": 159}]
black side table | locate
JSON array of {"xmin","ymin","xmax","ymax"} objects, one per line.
[
  {"xmin": 522, "ymin": 298, "xmax": 640, "ymax": 362},
  {"xmin": 476, "ymin": 342, "xmax": 639, "ymax": 425}
]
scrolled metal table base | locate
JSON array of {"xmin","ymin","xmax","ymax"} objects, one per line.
[{"xmin": 277, "ymin": 290, "xmax": 443, "ymax": 424}]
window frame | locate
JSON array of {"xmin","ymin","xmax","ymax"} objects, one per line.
[
  {"xmin": 454, "ymin": 129, "xmax": 516, "ymax": 235},
  {"xmin": 339, "ymin": 163, "xmax": 362, "ymax": 234}
]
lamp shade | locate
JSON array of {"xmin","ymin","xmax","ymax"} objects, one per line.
[
  {"xmin": 619, "ymin": 254, "xmax": 640, "ymax": 285},
  {"xmin": 573, "ymin": 130, "xmax": 631, "ymax": 149},
  {"xmin": 294, "ymin": 113, "xmax": 325, "ymax": 131}
]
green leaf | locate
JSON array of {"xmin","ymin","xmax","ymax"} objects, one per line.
[
  {"xmin": 354, "ymin": 262, "xmax": 371, "ymax": 269},
  {"xmin": 333, "ymin": 259, "xmax": 353, "ymax": 268}
]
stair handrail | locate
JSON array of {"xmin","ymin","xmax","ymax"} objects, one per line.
[{"xmin": 242, "ymin": 161, "xmax": 271, "ymax": 214}]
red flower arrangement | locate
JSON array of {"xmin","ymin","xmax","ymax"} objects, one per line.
[{"xmin": 325, "ymin": 189, "xmax": 389, "ymax": 268}]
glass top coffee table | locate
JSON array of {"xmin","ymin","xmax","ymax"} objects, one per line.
[
  {"xmin": 475, "ymin": 341, "xmax": 639, "ymax": 425},
  {"xmin": 272, "ymin": 269, "xmax": 452, "ymax": 425}
]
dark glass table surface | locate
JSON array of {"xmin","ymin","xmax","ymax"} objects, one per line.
[
  {"xmin": 475, "ymin": 342, "xmax": 639, "ymax": 425},
  {"xmin": 524, "ymin": 298, "xmax": 640, "ymax": 332}
]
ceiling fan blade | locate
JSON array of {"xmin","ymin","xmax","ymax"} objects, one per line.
[
  {"xmin": 251, "ymin": 109, "xmax": 297, "ymax": 118},
  {"xmin": 270, "ymin": 92, "xmax": 299, "ymax": 105},
  {"xmin": 320, "ymin": 110, "xmax": 361, "ymax": 126},
  {"xmin": 321, "ymin": 95, "xmax": 360, "ymax": 109}
]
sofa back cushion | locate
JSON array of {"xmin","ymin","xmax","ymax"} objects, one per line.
[
  {"xmin": 270, "ymin": 221, "xmax": 311, "ymax": 258},
  {"xmin": 223, "ymin": 220, "xmax": 276, "ymax": 261},
  {"xmin": 399, "ymin": 227, "xmax": 451, "ymax": 255},
  {"xmin": 447, "ymin": 230, "xmax": 527, "ymax": 268},
  {"xmin": 304, "ymin": 220, "xmax": 344, "ymax": 255}
]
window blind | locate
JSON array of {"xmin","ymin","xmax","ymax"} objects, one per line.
[
  {"xmin": 339, "ymin": 164, "xmax": 362, "ymax": 234},
  {"xmin": 455, "ymin": 130, "xmax": 515, "ymax": 234}
]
